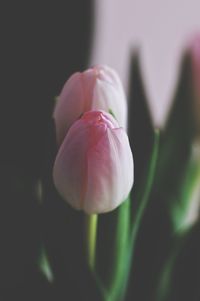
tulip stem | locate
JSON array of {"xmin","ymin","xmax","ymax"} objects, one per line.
[{"xmin": 86, "ymin": 214, "xmax": 98, "ymax": 270}]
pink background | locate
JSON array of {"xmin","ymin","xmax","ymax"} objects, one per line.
[{"xmin": 91, "ymin": 0, "xmax": 200, "ymax": 126}]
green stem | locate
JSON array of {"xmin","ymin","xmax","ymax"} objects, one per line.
[
  {"xmin": 86, "ymin": 214, "xmax": 98, "ymax": 270},
  {"xmin": 131, "ymin": 129, "xmax": 160, "ymax": 241},
  {"xmin": 108, "ymin": 197, "xmax": 131, "ymax": 301},
  {"xmin": 106, "ymin": 130, "xmax": 159, "ymax": 301},
  {"xmin": 123, "ymin": 129, "xmax": 160, "ymax": 294}
]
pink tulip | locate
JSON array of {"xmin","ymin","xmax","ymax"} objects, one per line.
[
  {"xmin": 190, "ymin": 35, "xmax": 200, "ymax": 94},
  {"xmin": 190, "ymin": 34, "xmax": 200, "ymax": 133},
  {"xmin": 53, "ymin": 111, "xmax": 133, "ymax": 214},
  {"xmin": 53, "ymin": 65, "xmax": 127, "ymax": 146}
]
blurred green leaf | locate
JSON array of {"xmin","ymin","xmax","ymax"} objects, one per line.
[
  {"xmin": 123, "ymin": 54, "xmax": 160, "ymax": 300},
  {"xmin": 39, "ymin": 246, "xmax": 54, "ymax": 283},
  {"xmin": 148, "ymin": 52, "xmax": 200, "ymax": 240},
  {"xmin": 156, "ymin": 231, "xmax": 188, "ymax": 301},
  {"xmin": 96, "ymin": 128, "xmax": 159, "ymax": 301},
  {"xmin": 171, "ymin": 152, "xmax": 200, "ymax": 233},
  {"xmin": 154, "ymin": 52, "xmax": 196, "ymax": 227},
  {"xmin": 125, "ymin": 52, "xmax": 198, "ymax": 301},
  {"xmin": 131, "ymin": 129, "xmax": 160, "ymax": 241},
  {"xmin": 156, "ymin": 221, "xmax": 200, "ymax": 301},
  {"xmin": 128, "ymin": 52, "xmax": 155, "ymax": 208},
  {"xmin": 126, "ymin": 129, "xmax": 160, "ymax": 301}
]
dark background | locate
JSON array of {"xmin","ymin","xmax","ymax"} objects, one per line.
[{"xmin": 0, "ymin": 1, "xmax": 94, "ymax": 300}]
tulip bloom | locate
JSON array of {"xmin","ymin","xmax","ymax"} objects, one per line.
[
  {"xmin": 190, "ymin": 35, "xmax": 200, "ymax": 134},
  {"xmin": 53, "ymin": 111, "xmax": 134, "ymax": 214},
  {"xmin": 190, "ymin": 35, "xmax": 200, "ymax": 96},
  {"xmin": 53, "ymin": 65, "xmax": 127, "ymax": 146}
]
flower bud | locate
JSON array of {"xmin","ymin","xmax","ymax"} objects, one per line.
[
  {"xmin": 189, "ymin": 34, "xmax": 200, "ymax": 135},
  {"xmin": 53, "ymin": 111, "xmax": 134, "ymax": 214},
  {"xmin": 53, "ymin": 65, "xmax": 127, "ymax": 146},
  {"xmin": 190, "ymin": 35, "xmax": 200, "ymax": 92}
]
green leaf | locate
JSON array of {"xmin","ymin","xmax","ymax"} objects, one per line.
[
  {"xmin": 38, "ymin": 246, "xmax": 54, "ymax": 283},
  {"xmin": 123, "ymin": 55, "xmax": 160, "ymax": 300},
  {"xmin": 156, "ymin": 231, "xmax": 189, "ymax": 301},
  {"xmin": 128, "ymin": 52, "xmax": 155, "ymax": 205},
  {"xmin": 127, "ymin": 52, "xmax": 199, "ymax": 301},
  {"xmin": 156, "ymin": 221, "xmax": 200, "ymax": 301},
  {"xmin": 125, "ymin": 129, "xmax": 160, "ymax": 300},
  {"xmin": 154, "ymin": 52, "xmax": 195, "ymax": 207},
  {"xmin": 131, "ymin": 129, "xmax": 160, "ymax": 238},
  {"xmin": 151, "ymin": 52, "xmax": 199, "ymax": 235},
  {"xmin": 170, "ymin": 152, "xmax": 200, "ymax": 233}
]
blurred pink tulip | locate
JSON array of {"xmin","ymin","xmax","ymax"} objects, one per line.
[
  {"xmin": 190, "ymin": 34, "xmax": 200, "ymax": 134},
  {"xmin": 53, "ymin": 111, "xmax": 133, "ymax": 214},
  {"xmin": 53, "ymin": 65, "xmax": 127, "ymax": 146}
]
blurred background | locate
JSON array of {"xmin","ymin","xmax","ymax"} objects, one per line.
[
  {"xmin": 91, "ymin": 0, "xmax": 200, "ymax": 126},
  {"xmin": 1, "ymin": 0, "xmax": 200, "ymax": 300}
]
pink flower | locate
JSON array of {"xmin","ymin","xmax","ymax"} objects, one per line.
[
  {"xmin": 53, "ymin": 111, "xmax": 133, "ymax": 214},
  {"xmin": 53, "ymin": 65, "xmax": 127, "ymax": 146},
  {"xmin": 190, "ymin": 35, "xmax": 200, "ymax": 93},
  {"xmin": 189, "ymin": 34, "xmax": 200, "ymax": 134}
]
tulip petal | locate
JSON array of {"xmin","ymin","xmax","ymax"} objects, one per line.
[
  {"xmin": 53, "ymin": 111, "xmax": 134, "ymax": 214},
  {"xmin": 53, "ymin": 120, "xmax": 90, "ymax": 210},
  {"xmin": 53, "ymin": 65, "xmax": 128, "ymax": 146}
]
